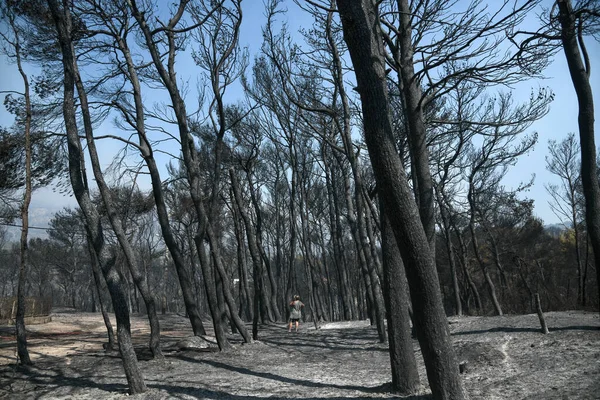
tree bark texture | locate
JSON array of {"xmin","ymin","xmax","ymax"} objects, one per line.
[
  {"xmin": 534, "ymin": 293, "xmax": 550, "ymax": 334},
  {"xmin": 335, "ymin": 2, "xmax": 467, "ymax": 399},
  {"xmin": 380, "ymin": 202, "xmax": 420, "ymax": 395}
]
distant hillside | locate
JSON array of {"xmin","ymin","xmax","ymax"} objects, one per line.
[{"xmin": 544, "ymin": 222, "xmax": 568, "ymax": 238}]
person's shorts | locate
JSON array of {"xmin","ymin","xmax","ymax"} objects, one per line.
[{"xmin": 289, "ymin": 318, "xmax": 300, "ymax": 322}]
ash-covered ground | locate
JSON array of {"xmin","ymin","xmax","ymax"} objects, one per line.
[{"xmin": 1, "ymin": 309, "xmax": 598, "ymax": 399}]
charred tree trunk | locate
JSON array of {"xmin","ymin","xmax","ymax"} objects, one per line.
[
  {"xmin": 534, "ymin": 293, "xmax": 549, "ymax": 334},
  {"xmin": 438, "ymin": 200, "xmax": 463, "ymax": 316},
  {"xmin": 338, "ymin": 152, "xmax": 385, "ymax": 339},
  {"xmin": 71, "ymin": 59, "xmax": 163, "ymax": 359},
  {"xmin": 131, "ymin": 2, "xmax": 241, "ymax": 349},
  {"xmin": 469, "ymin": 218, "xmax": 503, "ymax": 316},
  {"xmin": 195, "ymin": 234, "xmax": 231, "ymax": 350},
  {"xmin": 453, "ymin": 224, "xmax": 482, "ymax": 314},
  {"xmin": 232, "ymin": 202, "xmax": 252, "ymax": 321},
  {"xmin": 47, "ymin": 0, "xmax": 146, "ymax": 392},
  {"xmin": 387, "ymin": 0, "xmax": 437, "ymax": 255},
  {"xmin": 88, "ymin": 241, "xmax": 116, "ymax": 351},
  {"xmin": 246, "ymin": 169, "xmax": 280, "ymax": 320},
  {"xmin": 230, "ymin": 169, "xmax": 274, "ymax": 322},
  {"xmin": 557, "ymin": 0, "xmax": 600, "ymax": 312},
  {"xmin": 380, "ymin": 202, "xmax": 420, "ymax": 395},
  {"xmin": 324, "ymin": 152, "xmax": 354, "ymax": 319},
  {"xmin": 206, "ymin": 226, "xmax": 252, "ymax": 343},
  {"xmin": 111, "ymin": 10, "xmax": 206, "ymax": 337},
  {"xmin": 14, "ymin": 13, "xmax": 32, "ymax": 364},
  {"xmin": 335, "ymin": 2, "xmax": 467, "ymax": 398}
]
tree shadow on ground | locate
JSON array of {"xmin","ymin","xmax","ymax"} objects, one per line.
[
  {"xmin": 0, "ymin": 363, "xmax": 128, "ymax": 398},
  {"xmin": 454, "ymin": 325, "xmax": 600, "ymax": 336},
  {"xmin": 147, "ymin": 381, "xmax": 433, "ymax": 400},
  {"xmin": 1, "ymin": 354, "xmax": 433, "ymax": 400},
  {"xmin": 174, "ymin": 354, "xmax": 404, "ymax": 395},
  {"xmin": 261, "ymin": 337, "xmax": 387, "ymax": 353}
]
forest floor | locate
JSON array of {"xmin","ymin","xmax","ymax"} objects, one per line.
[{"xmin": 0, "ymin": 309, "xmax": 598, "ymax": 399}]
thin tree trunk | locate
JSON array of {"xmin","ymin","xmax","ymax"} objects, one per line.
[
  {"xmin": 206, "ymin": 227, "xmax": 252, "ymax": 343},
  {"xmin": 557, "ymin": 0, "xmax": 600, "ymax": 312},
  {"xmin": 14, "ymin": 13, "xmax": 32, "ymax": 364},
  {"xmin": 438, "ymin": 202, "xmax": 462, "ymax": 316},
  {"xmin": 453, "ymin": 225, "xmax": 482, "ymax": 313},
  {"xmin": 287, "ymin": 148, "xmax": 299, "ymax": 304},
  {"xmin": 469, "ymin": 220, "xmax": 503, "ymax": 316},
  {"xmin": 246, "ymin": 170, "xmax": 280, "ymax": 320},
  {"xmin": 88, "ymin": 241, "xmax": 116, "ymax": 350},
  {"xmin": 230, "ymin": 169, "xmax": 274, "ymax": 322},
  {"xmin": 337, "ymin": 152, "xmax": 385, "ymax": 338},
  {"xmin": 323, "ymin": 148, "xmax": 352, "ymax": 320},
  {"xmin": 534, "ymin": 293, "xmax": 549, "ymax": 334},
  {"xmin": 232, "ymin": 203, "xmax": 252, "ymax": 321}
]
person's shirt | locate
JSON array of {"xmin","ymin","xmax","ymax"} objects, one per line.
[{"xmin": 289, "ymin": 300, "xmax": 304, "ymax": 318}]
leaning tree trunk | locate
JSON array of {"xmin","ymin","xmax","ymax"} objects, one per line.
[
  {"xmin": 230, "ymin": 169, "xmax": 272, "ymax": 340},
  {"xmin": 112, "ymin": 31, "xmax": 206, "ymax": 336},
  {"xmin": 47, "ymin": 0, "xmax": 146, "ymax": 392},
  {"xmin": 335, "ymin": 1, "xmax": 467, "ymax": 399},
  {"xmin": 71, "ymin": 60, "xmax": 163, "ymax": 360},
  {"xmin": 130, "ymin": 1, "xmax": 239, "ymax": 349},
  {"xmin": 194, "ymin": 229, "xmax": 231, "ymax": 351},
  {"xmin": 557, "ymin": 0, "xmax": 600, "ymax": 312},
  {"xmin": 205, "ymin": 222, "xmax": 252, "ymax": 344}
]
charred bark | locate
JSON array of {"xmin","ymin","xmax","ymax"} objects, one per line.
[
  {"xmin": 47, "ymin": 0, "xmax": 146, "ymax": 392},
  {"xmin": 556, "ymin": 0, "xmax": 600, "ymax": 312},
  {"xmin": 380, "ymin": 202, "xmax": 420, "ymax": 394},
  {"xmin": 335, "ymin": 1, "xmax": 466, "ymax": 398}
]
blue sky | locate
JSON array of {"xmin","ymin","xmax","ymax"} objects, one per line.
[{"xmin": 0, "ymin": 0, "xmax": 599, "ymax": 231}]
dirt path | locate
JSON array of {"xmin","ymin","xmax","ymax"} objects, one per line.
[{"xmin": 0, "ymin": 311, "xmax": 599, "ymax": 399}]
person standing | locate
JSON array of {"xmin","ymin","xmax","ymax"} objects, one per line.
[{"xmin": 288, "ymin": 295, "xmax": 304, "ymax": 332}]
